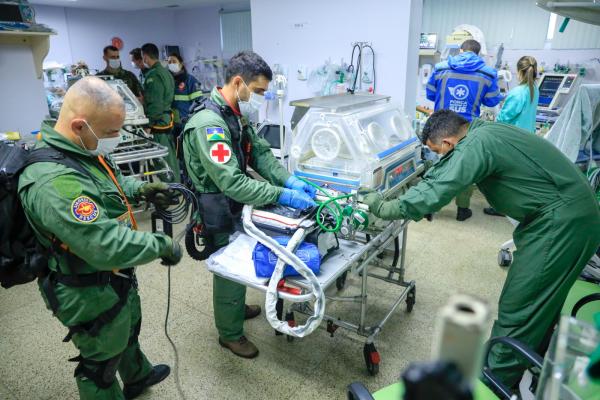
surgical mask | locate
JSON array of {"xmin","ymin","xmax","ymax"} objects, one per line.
[
  {"xmin": 168, "ymin": 63, "xmax": 181, "ymax": 74},
  {"xmin": 237, "ymin": 79, "xmax": 265, "ymax": 116},
  {"xmin": 131, "ymin": 61, "xmax": 138, "ymax": 69},
  {"xmin": 108, "ymin": 59, "xmax": 121, "ymax": 69},
  {"xmin": 80, "ymin": 120, "xmax": 121, "ymax": 156}
]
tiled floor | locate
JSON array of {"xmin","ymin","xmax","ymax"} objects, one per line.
[{"xmin": 0, "ymin": 191, "xmax": 513, "ymax": 399}]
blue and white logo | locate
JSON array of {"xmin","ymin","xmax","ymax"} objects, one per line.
[{"xmin": 448, "ymin": 84, "xmax": 469, "ymax": 100}]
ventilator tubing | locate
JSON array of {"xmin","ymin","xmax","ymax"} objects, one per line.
[{"xmin": 242, "ymin": 205, "xmax": 325, "ymax": 337}]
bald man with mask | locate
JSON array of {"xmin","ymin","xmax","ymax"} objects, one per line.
[{"xmin": 18, "ymin": 77, "xmax": 181, "ymax": 399}]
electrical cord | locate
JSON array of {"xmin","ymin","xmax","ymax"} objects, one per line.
[
  {"xmin": 158, "ymin": 183, "xmax": 199, "ymax": 400},
  {"xmin": 364, "ymin": 45, "xmax": 376, "ymax": 93}
]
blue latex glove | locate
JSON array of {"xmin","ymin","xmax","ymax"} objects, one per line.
[
  {"xmin": 285, "ymin": 175, "xmax": 317, "ymax": 199},
  {"xmin": 278, "ymin": 188, "xmax": 316, "ymax": 210}
]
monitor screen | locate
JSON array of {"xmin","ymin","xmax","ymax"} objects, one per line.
[
  {"xmin": 538, "ymin": 75, "xmax": 564, "ymax": 107},
  {"xmin": 420, "ymin": 33, "xmax": 437, "ymax": 50},
  {"xmin": 0, "ymin": 5, "xmax": 23, "ymax": 22},
  {"xmin": 257, "ymin": 124, "xmax": 284, "ymax": 149}
]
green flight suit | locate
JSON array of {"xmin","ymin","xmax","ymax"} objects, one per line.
[
  {"xmin": 368, "ymin": 119, "xmax": 600, "ymax": 385},
  {"xmin": 183, "ymin": 87, "xmax": 290, "ymax": 341},
  {"xmin": 143, "ymin": 62, "xmax": 180, "ymax": 183},
  {"xmin": 96, "ymin": 67, "xmax": 143, "ymax": 98},
  {"xmin": 18, "ymin": 123, "xmax": 174, "ymax": 399}
]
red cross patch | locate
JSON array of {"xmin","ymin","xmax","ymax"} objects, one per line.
[{"xmin": 210, "ymin": 142, "xmax": 231, "ymax": 164}]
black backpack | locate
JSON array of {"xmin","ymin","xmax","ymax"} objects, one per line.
[{"xmin": 0, "ymin": 141, "xmax": 87, "ymax": 288}]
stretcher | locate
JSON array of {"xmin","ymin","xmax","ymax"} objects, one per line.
[{"xmin": 207, "ymin": 204, "xmax": 416, "ymax": 375}]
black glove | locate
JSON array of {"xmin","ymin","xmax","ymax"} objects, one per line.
[
  {"xmin": 161, "ymin": 240, "xmax": 183, "ymax": 266},
  {"xmin": 139, "ymin": 182, "xmax": 178, "ymax": 209}
]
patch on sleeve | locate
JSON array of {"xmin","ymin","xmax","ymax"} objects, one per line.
[
  {"xmin": 51, "ymin": 175, "xmax": 83, "ymax": 199},
  {"xmin": 205, "ymin": 127, "xmax": 225, "ymax": 142},
  {"xmin": 209, "ymin": 142, "xmax": 232, "ymax": 164},
  {"xmin": 71, "ymin": 196, "xmax": 100, "ymax": 223}
]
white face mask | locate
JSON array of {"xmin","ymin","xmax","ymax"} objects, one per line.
[
  {"xmin": 237, "ymin": 79, "xmax": 265, "ymax": 116},
  {"xmin": 81, "ymin": 120, "xmax": 121, "ymax": 156},
  {"xmin": 108, "ymin": 59, "xmax": 121, "ymax": 69},
  {"xmin": 168, "ymin": 63, "xmax": 181, "ymax": 74}
]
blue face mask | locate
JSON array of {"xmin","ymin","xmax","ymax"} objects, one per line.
[{"xmin": 80, "ymin": 120, "xmax": 121, "ymax": 156}]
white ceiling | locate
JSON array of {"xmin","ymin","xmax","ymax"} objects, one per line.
[{"xmin": 29, "ymin": 0, "xmax": 249, "ymax": 11}]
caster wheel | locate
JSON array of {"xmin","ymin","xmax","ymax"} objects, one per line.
[
  {"xmin": 406, "ymin": 287, "xmax": 416, "ymax": 313},
  {"xmin": 363, "ymin": 343, "xmax": 380, "ymax": 376},
  {"xmin": 498, "ymin": 249, "xmax": 512, "ymax": 267},
  {"xmin": 336, "ymin": 271, "xmax": 348, "ymax": 290},
  {"xmin": 286, "ymin": 335, "xmax": 294, "ymax": 343}
]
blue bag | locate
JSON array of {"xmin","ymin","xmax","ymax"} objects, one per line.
[{"xmin": 252, "ymin": 236, "xmax": 321, "ymax": 278}]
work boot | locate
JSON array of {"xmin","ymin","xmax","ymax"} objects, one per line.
[
  {"xmin": 456, "ymin": 207, "xmax": 472, "ymax": 221},
  {"xmin": 219, "ymin": 335, "xmax": 259, "ymax": 359},
  {"xmin": 123, "ymin": 364, "xmax": 171, "ymax": 399},
  {"xmin": 484, "ymin": 207, "xmax": 505, "ymax": 217},
  {"xmin": 245, "ymin": 304, "xmax": 262, "ymax": 320}
]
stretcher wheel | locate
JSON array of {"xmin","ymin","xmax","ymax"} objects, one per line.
[
  {"xmin": 184, "ymin": 224, "xmax": 213, "ymax": 261},
  {"xmin": 363, "ymin": 343, "xmax": 380, "ymax": 376},
  {"xmin": 286, "ymin": 312, "xmax": 295, "ymax": 342},
  {"xmin": 498, "ymin": 249, "xmax": 512, "ymax": 267},
  {"xmin": 406, "ymin": 287, "xmax": 416, "ymax": 313},
  {"xmin": 336, "ymin": 271, "xmax": 348, "ymax": 290}
]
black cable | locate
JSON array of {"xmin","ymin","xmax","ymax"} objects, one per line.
[{"xmin": 164, "ymin": 266, "xmax": 187, "ymax": 400}]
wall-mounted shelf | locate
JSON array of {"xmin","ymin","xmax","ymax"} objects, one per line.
[{"xmin": 0, "ymin": 30, "xmax": 55, "ymax": 79}]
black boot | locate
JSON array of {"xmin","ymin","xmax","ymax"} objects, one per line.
[
  {"xmin": 123, "ymin": 364, "xmax": 171, "ymax": 399},
  {"xmin": 483, "ymin": 207, "xmax": 505, "ymax": 217},
  {"xmin": 456, "ymin": 207, "xmax": 472, "ymax": 221}
]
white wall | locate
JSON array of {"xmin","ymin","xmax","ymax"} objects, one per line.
[
  {"xmin": 34, "ymin": 4, "xmax": 179, "ymax": 71},
  {"xmin": 0, "ymin": 43, "xmax": 49, "ymax": 135},
  {"xmin": 251, "ymin": 0, "xmax": 423, "ymax": 127},
  {"xmin": 173, "ymin": 5, "xmax": 223, "ymax": 67}
]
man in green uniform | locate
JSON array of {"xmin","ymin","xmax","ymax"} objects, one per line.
[
  {"xmin": 141, "ymin": 42, "xmax": 180, "ymax": 183},
  {"xmin": 97, "ymin": 45, "xmax": 143, "ymax": 102},
  {"xmin": 362, "ymin": 110, "xmax": 600, "ymax": 387},
  {"xmin": 129, "ymin": 48, "xmax": 148, "ymax": 87},
  {"xmin": 19, "ymin": 77, "xmax": 182, "ymax": 399},
  {"xmin": 183, "ymin": 51, "xmax": 316, "ymax": 358}
]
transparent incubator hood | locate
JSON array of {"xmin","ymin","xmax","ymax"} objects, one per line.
[{"xmin": 289, "ymin": 98, "xmax": 421, "ymax": 194}]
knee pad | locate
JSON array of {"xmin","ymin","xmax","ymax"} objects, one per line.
[{"xmin": 70, "ymin": 353, "xmax": 122, "ymax": 389}]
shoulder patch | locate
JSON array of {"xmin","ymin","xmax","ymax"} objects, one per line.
[
  {"xmin": 52, "ymin": 175, "xmax": 83, "ymax": 199},
  {"xmin": 209, "ymin": 142, "xmax": 232, "ymax": 164},
  {"xmin": 206, "ymin": 127, "xmax": 225, "ymax": 142},
  {"xmin": 71, "ymin": 196, "xmax": 100, "ymax": 223}
]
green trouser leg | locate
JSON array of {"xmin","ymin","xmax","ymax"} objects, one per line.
[
  {"xmin": 455, "ymin": 185, "xmax": 474, "ymax": 209},
  {"xmin": 487, "ymin": 204, "xmax": 600, "ymax": 387},
  {"xmin": 152, "ymin": 130, "xmax": 181, "ymax": 183},
  {"xmin": 212, "ymin": 232, "xmax": 247, "ymax": 342},
  {"xmin": 63, "ymin": 288, "xmax": 152, "ymax": 400}
]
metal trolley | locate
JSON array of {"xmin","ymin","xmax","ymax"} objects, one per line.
[{"xmin": 207, "ymin": 205, "xmax": 416, "ymax": 375}]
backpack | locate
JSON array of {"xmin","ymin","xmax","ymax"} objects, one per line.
[{"xmin": 0, "ymin": 141, "xmax": 88, "ymax": 289}]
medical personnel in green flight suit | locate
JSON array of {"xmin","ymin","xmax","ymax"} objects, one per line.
[
  {"xmin": 141, "ymin": 42, "xmax": 180, "ymax": 183},
  {"xmin": 182, "ymin": 51, "xmax": 316, "ymax": 358},
  {"xmin": 362, "ymin": 109, "xmax": 600, "ymax": 388},
  {"xmin": 19, "ymin": 77, "xmax": 182, "ymax": 400}
]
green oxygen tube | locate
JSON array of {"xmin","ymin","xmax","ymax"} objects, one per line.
[{"xmin": 298, "ymin": 177, "xmax": 355, "ymax": 233}]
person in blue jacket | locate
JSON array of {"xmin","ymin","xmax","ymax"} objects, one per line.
[
  {"xmin": 497, "ymin": 56, "xmax": 539, "ymax": 133},
  {"xmin": 168, "ymin": 53, "xmax": 204, "ymax": 125},
  {"xmin": 426, "ymin": 39, "xmax": 503, "ymax": 221}
]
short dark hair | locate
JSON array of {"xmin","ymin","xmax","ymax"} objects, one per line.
[
  {"xmin": 169, "ymin": 53, "xmax": 184, "ymax": 64},
  {"xmin": 421, "ymin": 110, "xmax": 469, "ymax": 145},
  {"xmin": 225, "ymin": 51, "xmax": 272, "ymax": 84},
  {"xmin": 460, "ymin": 39, "xmax": 481, "ymax": 55},
  {"xmin": 129, "ymin": 47, "xmax": 142, "ymax": 61},
  {"xmin": 141, "ymin": 43, "xmax": 159, "ymax": 60},
  {"xmin": 103, "ymin": 45, "xmax": 119, "ymax": 55}
]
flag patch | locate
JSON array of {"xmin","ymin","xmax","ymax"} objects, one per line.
[{"xmin": 206, "ymin": 127, "xmax": 225, "ymax": 142}]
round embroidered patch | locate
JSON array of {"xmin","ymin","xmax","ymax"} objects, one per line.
[
  {"xmin": 71, "ymin": 196, "xmax": 100, "ymax": 223},
  {"xmin": 209, "ymin": 142, "xmax": 232, "ymax": 164}
]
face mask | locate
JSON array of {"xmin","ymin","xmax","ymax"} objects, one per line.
[
  {"xmin": 131, "ymin": 61, "xmax": 138, "ymax": 69},
  {"xmin": 81, "ymin": 120, "xmax": 121, "ymax": 156},
  {"xmin": 108, "ymin": 59, "xmax": 121, "ymax": 69},
  {"xmin": 237, "ymin": 79, "xmax": 265, "ymax": 116},
  {"xmin": 168, "ymin": 63, "xmax": 181, "ymax": 74}
]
